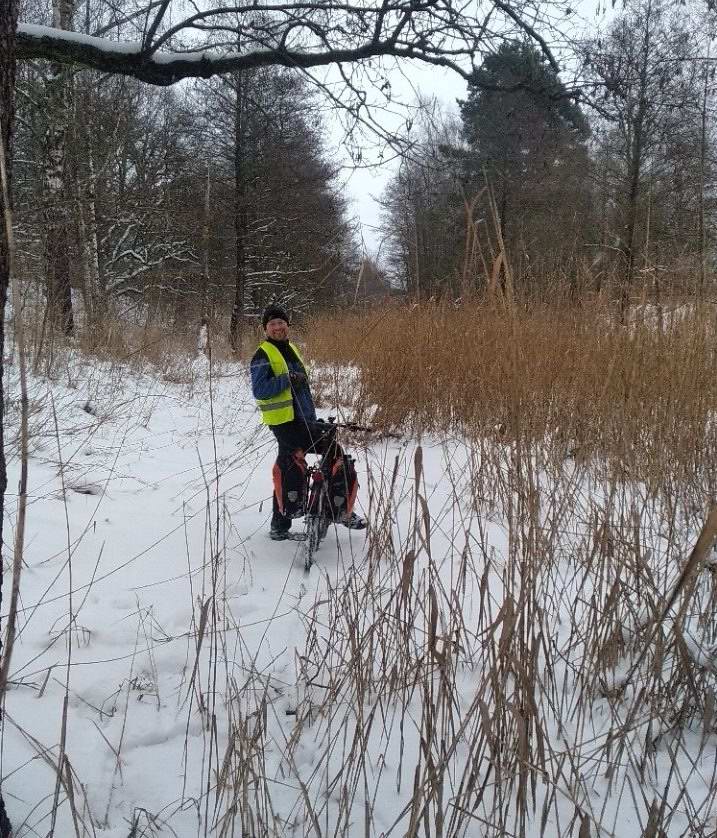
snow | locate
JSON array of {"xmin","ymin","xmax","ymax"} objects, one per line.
[
  {"xmin": 19, "ymin": 24, "xmax": 146, "ymax": 56},
  {"xmin": 1, "ymin": 350, "xmax": 717, "ymax": 836},
  {"xmin": 18, "ymin": 23, "xmax": 253, "ymax": 66}
]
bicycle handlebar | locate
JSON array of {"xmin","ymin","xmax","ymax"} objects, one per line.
[{"xmin": 317, "ymin": 418, "xmax": 401, "ymax": 438}]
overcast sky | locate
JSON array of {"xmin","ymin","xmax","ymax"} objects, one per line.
[{"xmin": 335, "ymin": 62, "xmax": 468, "ymax": 257}]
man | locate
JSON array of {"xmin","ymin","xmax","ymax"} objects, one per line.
[{"xmin": 250, "ymin": 303, "xmax": 367, "ymax": 540}]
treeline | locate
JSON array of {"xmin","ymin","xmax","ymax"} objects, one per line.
[
  {"xmin": 382, "ymin": 0, "xmax": 716, "ymax": 304},
  {"xmin": 13, "ymin": 1, "xmax": 363, "ymax": 345},
  {"xmin": 13, "ymin": 0, "xmax": 717, "ymax": 347}
]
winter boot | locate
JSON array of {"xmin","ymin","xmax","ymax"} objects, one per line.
[
  {"xmin": 340, "ymin": 512, "xmax": 367, "ymax": 530},
  {"xmin": 270, "ymin": 524, "xmax": 292, "ymax": 540}
]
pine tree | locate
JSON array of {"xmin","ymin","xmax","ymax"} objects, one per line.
[{"xmin": 459, "ymin": 41, "xmax": 592, "ymax": 275}]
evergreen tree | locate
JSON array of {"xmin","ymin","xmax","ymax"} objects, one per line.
[
  {"xmin": 459, "ymin": 41, "xmax": 593, "ymax": 275},
  {"xmin": 194, "ymin": 69, "xmax": 354, "ymax": 324}
]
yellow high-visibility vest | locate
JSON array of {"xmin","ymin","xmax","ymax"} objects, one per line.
[{"xmin": 256, "ymin": 340, "xmax": 306, "ymax": 425}]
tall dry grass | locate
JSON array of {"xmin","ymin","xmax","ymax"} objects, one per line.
[
  {"xmin": 304, "ymin": 294, "xmax": 717, "ymax": 496},
  {"xmin": 273, "ymin": 282, "xmax": 717, "ymax": 837}
]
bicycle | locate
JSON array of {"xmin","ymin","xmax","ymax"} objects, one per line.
[
  {"xmin": 300, "ymin": 420, "xmax": 341, "ymax": 572},
  {"xmin": 297, "ymin": 418, "xmax": 393, "ymax": 572},
  {"xmin": 301, "ymin": 458, "xmax": 332, "ymax": 572}
]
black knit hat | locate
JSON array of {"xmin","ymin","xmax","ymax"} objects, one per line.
[{"xmin": 262, "ymin": 304, "xmax": 290, "ymax": 330}]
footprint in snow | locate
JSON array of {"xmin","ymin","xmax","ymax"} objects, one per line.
[{"xmin": 68, "ymin": 482, "xmax": 104, "ymax": 497}]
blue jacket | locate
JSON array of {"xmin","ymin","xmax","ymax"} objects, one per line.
[{"xmin": 250, "ymin": 339, "xmax": 317, "ymax": 424}]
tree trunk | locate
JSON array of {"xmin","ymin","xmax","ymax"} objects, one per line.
[
  {"xmin": 643, "ymin": 171, "xmax": 652, "ymax": 271},
  {"xmin": 77, "ymin": 170, "xmax": 103, "ymax": 324},
  {"xmin": 498, "ymin": 173, "xmax": 509, "ymax": 295},
  {"xmin": 0, "ymin": 1, "xmax": 19, "ymax": 834},
  {"xmin": 82, "ymin": 148, "xmax": 103, "ymax": 315},
  {"xmin": 698, "ymin": 60, "xmax": 709, "ymax": 297},
  {"xmin": 621, "ymin": 0, "xmax": 653, "ymax": 315},
  {"xmin": 76, "ymin": 64, "xmax": 104, "ymax": 324},
  {"xmin": 596, "ymin": 134, "xmax": 610, "ymax": 295},
  {"xmin": 413, "ymin": 207, "xmax": 421, "ymax": 303},
  {"xmin": 76, "ymin": 98, "xmax": 103, "ymax": 323},
  {"xmin": 201, "ymin": 163, "xmax": 211, "ymax": 317},
  {"xmin": 622, "ymin": 101, "xmax": 647, "ymax": 307},
  {"xmin": 229, "ymin": 71, "xmax": 248, "ymax": 353},
  {"xmin": 44, "ymin": 0, "xmax": 75, "ymax": 336}
]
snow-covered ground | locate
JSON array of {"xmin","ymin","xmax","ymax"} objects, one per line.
[{"xmin": 1, "ymin": 351, "xmax": 716, "ymax": 837}]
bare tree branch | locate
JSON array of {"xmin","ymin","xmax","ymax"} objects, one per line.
[
  {"xmin": 16, "ymin": 0, "xmax": 571, "ymax": 87},
  {"xmin": 141, "ymin": 0, "xmax": 172, "ymax": 55},
  {"xmin": 491, "ymin": 0, "xmax": 559, "ymax": 71}
]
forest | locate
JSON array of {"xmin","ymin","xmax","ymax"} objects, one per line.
[{"xmin": 6, "ymin": 0, "xmax": 716, "ymax": 346}]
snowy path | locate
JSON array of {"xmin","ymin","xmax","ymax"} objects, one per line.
[{"xmin": 1, "ymin": 358, "xmax": 376, "ymax": 836}]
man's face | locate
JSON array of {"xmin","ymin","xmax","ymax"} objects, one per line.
[{"xmin": 265, "ymin": 317, "xmax": 289, "ymax": 341}]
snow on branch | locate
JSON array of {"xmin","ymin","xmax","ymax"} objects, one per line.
[
  {"xmin": 100, "ymin": 216, "xmax": 198, "ymax": 295},
  {"xmin": 15, "ymin": 0, "xmax": 565, "ymax": 87}
]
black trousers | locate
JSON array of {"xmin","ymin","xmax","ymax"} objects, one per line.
[{"xmin": 269, "ymin": 420, "xmax": 349, "ymax": 530}]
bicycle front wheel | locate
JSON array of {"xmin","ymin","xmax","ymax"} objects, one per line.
[{"xmin": 303, "ymin": 515, "xmax": 321, "ymax": 571}]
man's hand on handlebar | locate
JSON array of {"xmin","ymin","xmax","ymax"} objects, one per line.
[{"xmin": 289, "ymin": 370, "xmax": 307, "ymax": 388}]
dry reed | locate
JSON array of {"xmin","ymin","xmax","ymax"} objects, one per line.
[{"xmin": 304, "ymin": 294, "xmax": 717, "ymax": 498}]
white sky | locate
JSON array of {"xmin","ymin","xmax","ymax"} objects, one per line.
[{"xmin": 333, "ymin": 62, "xmax": 468, "ymax": 257}]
